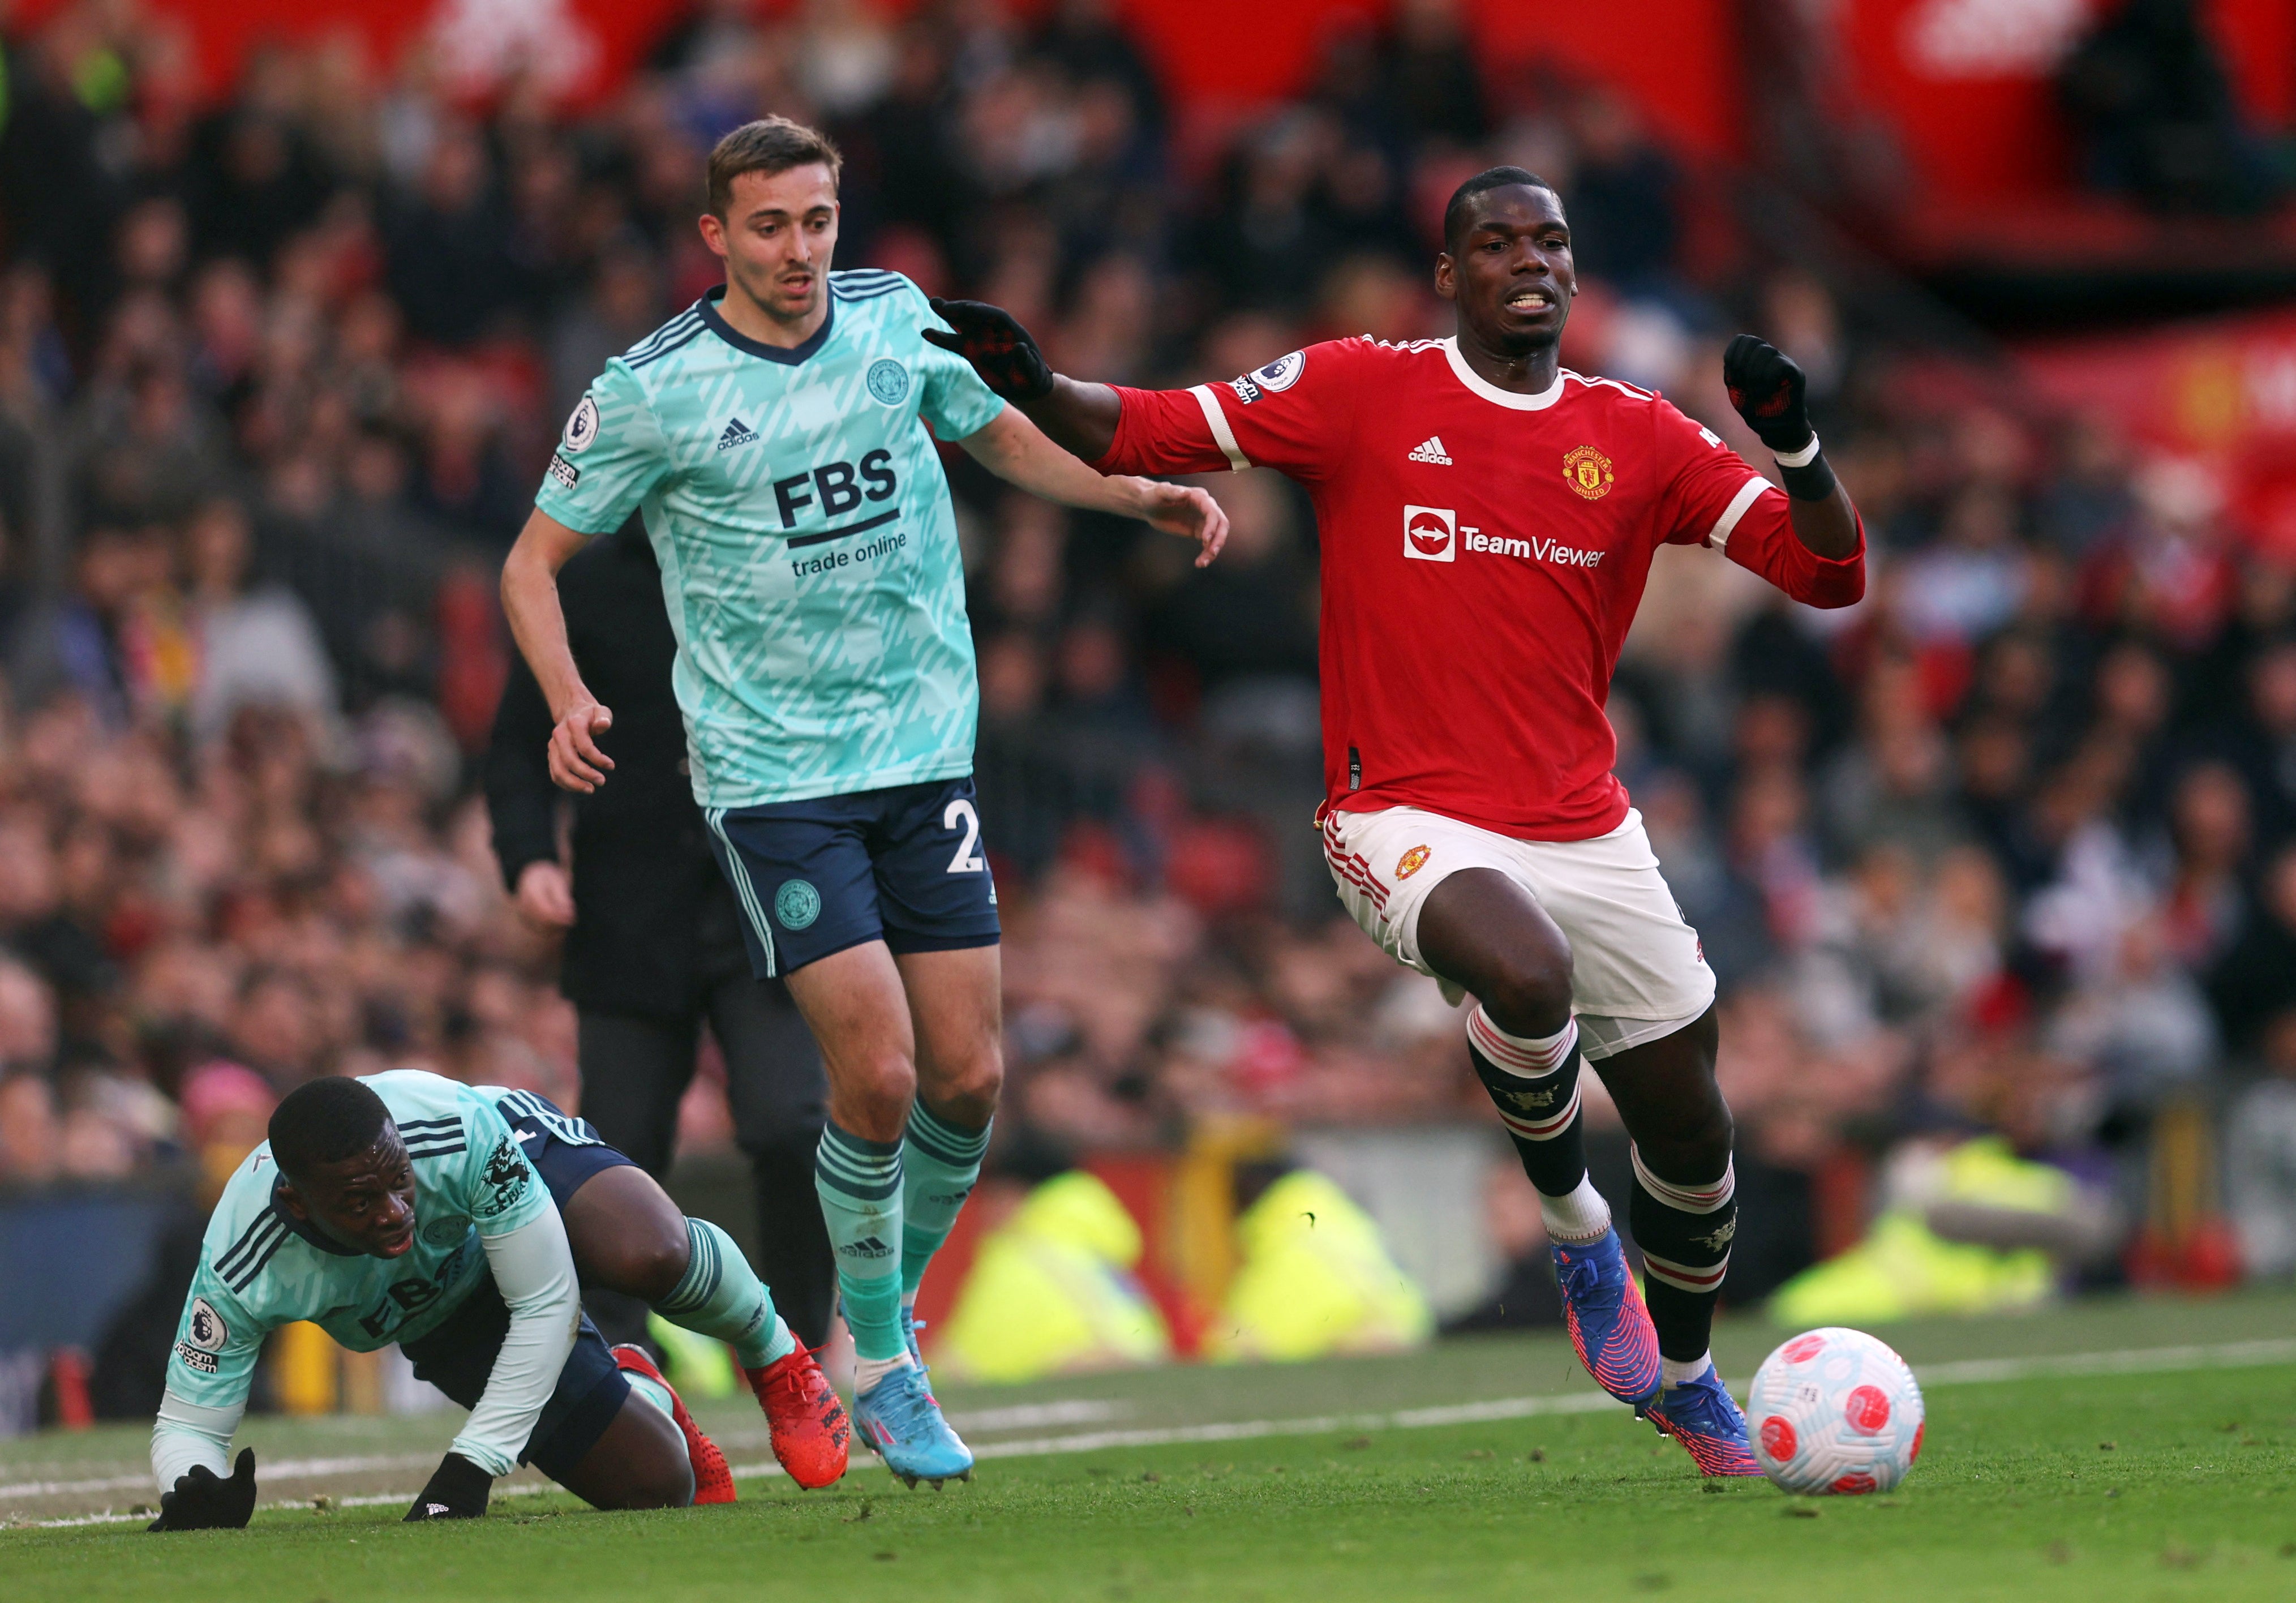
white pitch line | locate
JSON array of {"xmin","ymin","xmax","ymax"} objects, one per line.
[
  {"xmin": 18, "ymin": 1334, "xmax": 2296, "ymax": 1529},
  {"xmin": 1, "ymin": 1452, "xmax": 439, "ymax": 1502},
  {"xmin": 1908, "ymin": 1336, "xmax": 2296, "ymax": 1386},
  {"xmin": 1, "ymin": 1405, "xmax": 1129, "ymax": 1504}
]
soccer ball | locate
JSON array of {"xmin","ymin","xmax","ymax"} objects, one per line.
[{"xmin": 1746, "ymin": 1327, "xmax": 1925, "ymax": 1494}]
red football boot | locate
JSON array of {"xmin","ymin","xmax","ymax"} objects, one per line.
[
  {"xmin": 611, "ymin": 1344, "xmax": 737, "ymax": 1505},
  {"xmin": 746, "ymin": 1344, "xmax": 851, "ymax": 1490}
]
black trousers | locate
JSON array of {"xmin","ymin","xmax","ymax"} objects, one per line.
[{"xmin": 574, "ymin": 885, "xmax": 835, "ymax": 1349}]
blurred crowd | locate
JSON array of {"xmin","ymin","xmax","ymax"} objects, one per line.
[{"xmin": 3, "ymin": 0, "xmax": 2296, "ymax": 1299}]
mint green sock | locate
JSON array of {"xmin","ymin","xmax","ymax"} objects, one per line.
[
  {"xmin": 900, "ymin": 1104, "xmax": 990, "ymax": 1298},
  {"xmin": 815, "ymin": 1121, "xmax": 906, "ymax": 1362},
  {"xmin": 654, "ymin": 1217, "xmax": 796, "ymax": 1369},
  {"xmin": 623, "ymin": 1369, "xmax": 678, "ymax": 1422}
]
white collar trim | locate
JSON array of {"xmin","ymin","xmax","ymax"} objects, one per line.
[{"xmin": 1442, "ymin": 337, "xmax": 1566, "ymax": 410}]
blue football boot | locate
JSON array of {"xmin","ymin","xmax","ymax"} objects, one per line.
[
  {"xmin": 852, "ymin": 1361, "xmax": 974, "ymax": 1488},
  {"xmin": 1643, "ymin": 1366, "xmax": 1763, "ymax": 1477},
  {"xmin": 1551, "ymin": 1227, "xmax": 1663, "ymax": 1408}
]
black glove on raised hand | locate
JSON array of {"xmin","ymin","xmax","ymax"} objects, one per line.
[
  {"xmin": 405, "ymin": 1452, "xmax": 492, "ymax": 1521},
  {"xmin": 1722, "ymin": 333, "xmax": 1814, "ymax": 454},
  {"xmin": 921, "ymin": 297, "xmax": 1055, "ymax": 402},
  {"xmin": 148, "ymin": 1447, "xmax": 258, "ymax": 1532}
]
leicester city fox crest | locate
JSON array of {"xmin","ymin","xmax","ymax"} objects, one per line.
[{"xmin": 474, "ymin": 1135, "xmax": 533, "ymax": 1218}]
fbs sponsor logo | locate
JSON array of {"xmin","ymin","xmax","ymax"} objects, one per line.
[
  {"xmin": 1407, "ymin": 435, "xmax": 1452, "ymax": 465},
  {"xmin": 838, "ymin": 1234, "xmax": 894, "ymax": 1260},
  {"xmin": 1404, "ymin": 504, "xmax": 1458, "ymax": 562},
  {"xmin": 718, "ymin": 416, "xmax": 759, "ymax": 452}
]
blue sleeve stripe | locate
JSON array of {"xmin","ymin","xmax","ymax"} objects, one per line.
[
  {"xmin": 629, "ymin": 324, "xmax": 709, "ymax": 370},
  {"xmin": 623, "ymin": 310, "xmax": 702, "ymax": 362},
  {"xmin": 395, "ymin": 1117, "xmax": 460, "ymax": 1133},
  {"xmin": 621, "ymin": 318, "xmax": 698, "ymax": 366},
  {"xmin": 831, "ymin": 284, "xmax": 905, "ymax": 303},
  {"xmin": 404, "ymin": 1143, "xmax": 468, "ymax": 1161},
  {"xmin": 223, "ymin": 1226, "xmax": 291, "ymax": 1292},
  {"xmin": 499, "ymin": 1090, "xmax": 566, "ymax": 1121},
  {"xmin": 214, "ymin": 1212, "xmax": 287, "ymax": 1281}
]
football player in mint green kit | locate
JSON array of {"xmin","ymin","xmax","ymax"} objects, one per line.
[
  {"xmin": 148, "ymin": 1073, "xmax": 718, "ymax": 1527},
  {"xmin": 150, "ymin": 1069, "xmax": 853, "ymax": 1530},
  {"xmin": 501, "ymin": 116, "xmax": 1228, "ymax": 1487}
]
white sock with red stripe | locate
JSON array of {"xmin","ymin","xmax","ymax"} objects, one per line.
[
  {"xmin": 1465, "ymin": 1008, "xmax": 1608, "ymax": 1241},
  {"xmin": 1628, "ymin": 1143, "xmax": 1737, "ymax": 1364}
]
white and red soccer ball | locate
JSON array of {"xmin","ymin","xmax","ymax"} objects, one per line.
[{"xmin": 1746, "ymin": 1327, "xmax": 1926, "ymax": 1494}]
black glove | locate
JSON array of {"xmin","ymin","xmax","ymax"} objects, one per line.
[
  {"xmin": 405, "ymin": 1452, "xmax": 492, "ymax": 1521},
  {"xmin": 920, "ymin": 297, "xmax": 1055, "ymax": 402},
  {"xmin": 1722, "ymin": 333, "xmax": 1814, "ymax": 454},
  {"xmin": 148, "ymin": 1447, "xmax": 258, "ymax": 1532}
]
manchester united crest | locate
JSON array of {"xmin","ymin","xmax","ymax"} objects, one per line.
[
  {"xmin": 1563, "ymin": 444, "xmax": 1615, "ymax": 500},
  {"xmin": 1395, "ymin": 845, "xmax": 1431, "ymax": 880}
]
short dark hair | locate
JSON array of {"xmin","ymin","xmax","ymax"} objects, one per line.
[
  {"xmin": 1442, "ymin": 166, "xmax": 1556, "ymax": 255},
  {"xmin": 269, "ymin": 1076, "xmax": 389, "ymax": 1178},
  {"xmin": 707, "ymin": 117, "xmax": 843, "ymax": 218}
]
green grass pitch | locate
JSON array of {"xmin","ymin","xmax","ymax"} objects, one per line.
[{"xmin": 8, "ymin": 1289, "xmax": 2296, "ymax": 1601}]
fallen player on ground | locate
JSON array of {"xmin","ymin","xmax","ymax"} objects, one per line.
[{"xmin": 148, "ymin": 1070, "xmax": 848, "ymax": 1529}]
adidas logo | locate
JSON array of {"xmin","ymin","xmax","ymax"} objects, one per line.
[
  {"xmin": 838, "ymin": 1234, "xmax": 894, "ymax": 1260},
  {"xmin": 1407, "ymin": 435, "xmax": 1452, "ymax": 465},
  {"xmin": 717, "ymin": 417, "xmax": 758, "ymax": 452}
]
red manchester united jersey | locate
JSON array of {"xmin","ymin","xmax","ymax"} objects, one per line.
[{"xmin": 1096, "ymin": 336, "xmax": 1865, "ymax": 841}]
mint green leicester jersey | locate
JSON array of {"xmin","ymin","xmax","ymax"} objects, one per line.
[
  {"xmin": 163, "ymin": 1070, "xmax": 549, "ymax": 1411},
  {"xmin": 533, "ymin": 272, "xmax": 1007, "ymax": 809}
]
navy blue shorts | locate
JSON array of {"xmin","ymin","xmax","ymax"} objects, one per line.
[
  {"xmin": 703, "ymin": 774, "xmax": 1001, "ymax": 978},
  {"xmin": 401, "ymin": 1274, "xmax": 629, "ymax": 1481},
  {"xmin": 491, "ymin": 1089, "xmax": 637, "ymax": 1210}
]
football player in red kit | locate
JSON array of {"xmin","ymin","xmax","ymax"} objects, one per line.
[{"xmin": 926, "ymin": 167, "xmax": 1866, "ymax": 1475}]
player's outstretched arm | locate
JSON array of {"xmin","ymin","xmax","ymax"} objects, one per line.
[
  {"xmin": 148, "ymin": 1447, "xmax": 258, "ymax": 1532},
  {"xmin": 957, "ymin": 404, "xmax": 1230, "ymax": 567},
  {"xmin": 924, "ymin": 298, "xmax": 1122, "ymax": 462},
  {"xmin": 412, "ymin": 1201, "xmax": 582, "ymax": 1520},
  {"xmin": 1722, "ymin": 335, "xmax": 1860, "ymax": 562},
  {"xmin": 501, "ymin": 508, "xmax": 617, "ymax": 794}
]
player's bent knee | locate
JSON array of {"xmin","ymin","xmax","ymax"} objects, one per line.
[
  {"xmin": 624, "ymin": 1227, "xmax": 692, "ymax": 1305},
  {"xmin": 835, "ymin": 1054, "xmax": 919, "ymax": 1122},
  {"xmin": 930, "ymin": 1052, "xmax": 1003, "ymax": 1124},
  {"xmin": 1481, "ymin": 950, "xmax": 1574, "ymax": 1036}
]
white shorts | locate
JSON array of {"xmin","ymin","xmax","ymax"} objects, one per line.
[{"xmin": 1321, "ymin": 805, "xmax": 1716, "ymax": 1061}]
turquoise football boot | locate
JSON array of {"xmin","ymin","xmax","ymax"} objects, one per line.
[{"xmin": 852, "ymin": 1362, "xmax": 974, "ymax": 1488}]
